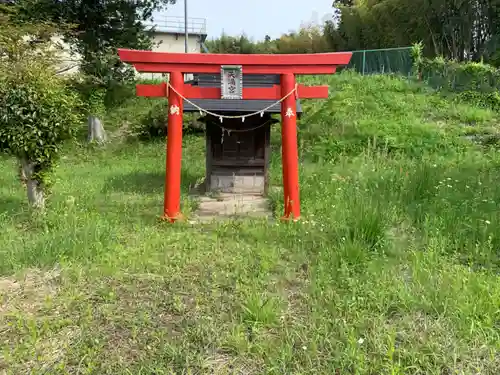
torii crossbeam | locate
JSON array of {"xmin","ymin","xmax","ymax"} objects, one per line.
[{"xmin": 118, "ymin": 49, "xmax": 352, "ymax": 222}]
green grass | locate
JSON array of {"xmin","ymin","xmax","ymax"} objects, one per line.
[{"xmin": 1, "ymin": 73, "xmax": 500, "ymax": 374}]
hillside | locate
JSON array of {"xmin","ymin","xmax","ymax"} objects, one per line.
[{"xmin": 1, "ymin": 73, "xmax": 499, "ymax": 374}]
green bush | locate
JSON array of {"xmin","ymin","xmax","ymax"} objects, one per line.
[
  {"xmin": 456, "ymin": 91, "xmax": 500, "ymax": 112},
  {"xmin": 421, "ymin": 58, "xmax": 500, "ymax": 92},
  {"xmin": 0, "ymin": 18, "xmax": 84, "ymax": 208},
  {"xmin": 131, "ymin": 100, "xmax": 205, "ymax": 140},
  {"xmin": 414, "ymin": 55, "xmax": 500, "ymax": 111},
  {"xmin": 67, "ymin": 75, "xmax": 136, "ymax": 117},
  {"xmin": 0, "ymin": 71, "xmax": 83, "ymax": 170},
  {"xmin": 134, "ymin": 100, "xmax": 169, "ymax": 139}
]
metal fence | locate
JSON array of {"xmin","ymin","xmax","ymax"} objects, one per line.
[
  {"xmin": 143, "ymin": 16, "xmax": 207, "ymax": 35},
  {"xmin": 342, "ymin": 46, "xmax": 413, "ymax": 77}
]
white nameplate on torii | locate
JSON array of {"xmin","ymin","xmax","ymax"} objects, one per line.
[{"xmin": 221, "ymin": 65, "xmax": 243, "ymax": 100}]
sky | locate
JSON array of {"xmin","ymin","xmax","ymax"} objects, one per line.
[{"xmin": 155, "ymin": 0, "xmax": 334, "ymax": 41}]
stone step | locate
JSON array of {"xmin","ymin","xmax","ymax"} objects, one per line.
[{"xmin": 192, "ymin": 193, "xmax": 272, "ymax": 223}]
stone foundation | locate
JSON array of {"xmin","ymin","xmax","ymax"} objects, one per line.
[{"xmin": 209, "ymin": 173, "xmax": 265, "ymax": 194}]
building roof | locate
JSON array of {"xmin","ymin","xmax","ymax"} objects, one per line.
[{"xmin": 183, "ymin": 73, "xmax": 304, "ymax": 114}]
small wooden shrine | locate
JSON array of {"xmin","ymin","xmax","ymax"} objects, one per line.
[
  {"xmin": 118, "ymin": 49, "xmax": 352, "ymax": 222},
  {"xmin": 183, "ymin": 73, "xmax": 303, "ymax": 195}
]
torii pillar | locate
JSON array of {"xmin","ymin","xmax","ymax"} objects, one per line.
[
  {"xmin": 164, "ymin": 71, "xmax": 184, "ymax": 221},
  {"xmin": 281, "ymin": 73, "xmax": 300, "ymax": 219}
]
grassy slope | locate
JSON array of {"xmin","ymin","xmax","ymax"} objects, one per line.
[{"xmin": 1, "ymin": 73, "xmax": 500, "ymax": 374}]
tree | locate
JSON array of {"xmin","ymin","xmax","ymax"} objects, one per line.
[
  {"xmin": 206, "ymin": 33, "xmax": 261, "ymax": 54},
  {"xmin": 206, "ymin": 26, "xmax": 333, "ymax": 55},
  {"xmin": 21, "ymin": 0, "xmax": 176, "ymax": 75},
  {"xmin": 325, "ymin": 0, "xmax": 500, "ymax": 64},
  {"xmin": 0, "ymin": 10, "xmax": 83, "ymax": 209},
  {"xmin": 19, "ymin": 0, "xmax": 176, "ymax": 142}
]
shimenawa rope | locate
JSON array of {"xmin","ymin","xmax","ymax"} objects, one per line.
[{"xmin": 166, "ymin": 81, "xmax": 298, "ymax": 122}]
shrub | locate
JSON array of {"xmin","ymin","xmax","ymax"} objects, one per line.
[
  {"xmin": 421, "ymin": 58, "xmax": 500, "ymax": 93},
  {"xmin": 413, "ymin": 52, "xmax": 500, "ymax": 111},
  {"xmin": 130, "ymin": 100, "xmax": 206, "ymax": 140},
  {"xmin": 0, "ymin": 17, "xmax": 84, "ymax": 209},
  {"xmin": 456, "ymin": 91, "xmax": 500, "ymax": 112},
  {"xmin": 134, "ymin": 100, "xmax": 169, "ymax": 139}
]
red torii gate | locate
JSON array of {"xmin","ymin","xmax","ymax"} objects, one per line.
[{"xmin": 118, "ymin": 49, "xmax": 352, "ymax": 222}]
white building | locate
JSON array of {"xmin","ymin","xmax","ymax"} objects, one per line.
[{"xmin": 140, "ymin": 15, "xmax": 208, "ymax": 79}]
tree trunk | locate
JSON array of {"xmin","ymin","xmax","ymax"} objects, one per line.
[
  {"xmin": 19, "ymin": 158, "xmax": 45, "ymax": 210},
  {"xmin": 87, "ymin": 115, "xmax": 107, "ymax": 144},
  {"xmin": 18, "ymin": 161, "xmax": 27, "ymax": 186}
]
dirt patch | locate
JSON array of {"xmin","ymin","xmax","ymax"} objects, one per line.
[
  {"xmin": 201, "ymin": 353, "xmax": 264, "ymax": 375},
  {"xmin": 0, "ymin": 268, "xmax": 61, "ymax": 317},
  {"xmin": 0, "ymin": 268, "xmax": 74, "ymax": 373}
]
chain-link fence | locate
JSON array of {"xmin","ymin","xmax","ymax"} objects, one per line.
[{"xmin": 341, "ymin": 47, "xmax": 413, "ymax": 77}]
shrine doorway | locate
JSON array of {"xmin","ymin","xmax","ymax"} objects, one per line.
[{"xmin": 204, "ymin": 113, "xmax": 275, "ymax": 195}]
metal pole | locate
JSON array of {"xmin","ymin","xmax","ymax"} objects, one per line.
[
  {"xmin": 362, "ymin": 50, "xmax": 366, "ymax": 75},
  {"xmin": 184, "ymin": 0, "xmax": 188, "ymax": 53}
]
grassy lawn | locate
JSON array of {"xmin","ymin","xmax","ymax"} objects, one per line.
[{"xmin": 1, "ymin": 73, "xmax": 500, "ymax": 374}]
